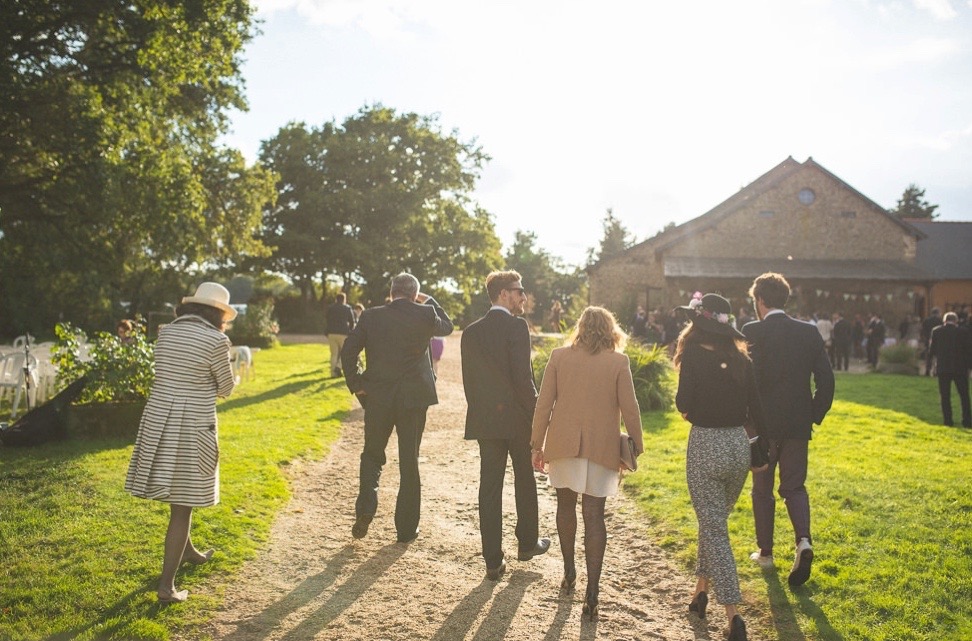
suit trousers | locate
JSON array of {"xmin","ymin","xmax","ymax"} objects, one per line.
[
  {"xmin": 751, "ymin": 438, "xmax": 811, "ymax": 552},
  {"xmin": 477, "ymin": 437, "xmax": 539, "ymax": 569},
  {"xmin": 356, "ymin": 398, "xmax": 427, "ymax": 538},
  {"xmin": 938, "ymin": 373, "xmax": 971, "ymax": 427}
]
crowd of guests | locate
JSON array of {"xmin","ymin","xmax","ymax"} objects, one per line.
[{"xmin": 121, "ymin": 274, "xmax": 965, "ymax": 641}]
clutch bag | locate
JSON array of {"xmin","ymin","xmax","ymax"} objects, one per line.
[{"xmin": 620, "ymin": 433, "xmax": 638, "ymax": 472}]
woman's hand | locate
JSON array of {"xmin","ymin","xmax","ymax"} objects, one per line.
[{"xmin": 531, "ymin": 449, "xmax": 545, "ymax": 472}]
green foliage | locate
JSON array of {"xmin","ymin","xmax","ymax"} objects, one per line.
[
  {"xmin": 878, "ymin": 342, "xmax": 919, "ymax": 366},
  {"xmin": 626, "ymin": 372, "xmax": 972, "ymax": 641},
  {"xmin": 0, "ymin": 1, "xmax": 276, "ymax": 336},
  {"xmin": 505, "ymin": 230, "xmax": 587, "ymax": 330},
  {"xmin": 51, "ymin": 322, "xmax": 154, "ymax": 404},
  {"xmin": 586, "ymin": 207, "xmax": 636, "ymax": 267},
  {"xmin": 532, "ymin": 339, "xmax": 674, "ymax": 411},
  {"xmin": 0, "ymin": 344, "xmax": 350, "ymax": 640},
  {"xmin": 226, "ymin": 300, "xmax": 280, "ymax": 349},
  {"xmin": 256, "ymin": 106, "xmax": 504, "ymax": 312},
  {"xmin": 890, "ymin": 183, "xmax": 939, "ymax": 220}
]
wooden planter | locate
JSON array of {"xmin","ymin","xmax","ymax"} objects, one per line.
[{"xmin": 64, "ymin": 401, "xmax": 147, "ymax": 439}]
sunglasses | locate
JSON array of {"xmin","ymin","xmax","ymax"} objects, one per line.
[{"xmin": 505, "ymin": 287, "xmax": 526, "ymax": 294}]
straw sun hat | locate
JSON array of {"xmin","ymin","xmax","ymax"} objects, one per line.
[{"xmin": 181, "ymin": 282, "xmax": 238, "ymax": 321}]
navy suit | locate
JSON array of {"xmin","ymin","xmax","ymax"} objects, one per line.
[
  {"xmin": 461, "ymin": 309, "xmax": 539, "ymax": 569},
  {"xmin": 341, "ymin": 297, "xmax": 453, "ymax": 538},
  {"xmin": 743, "ymin": 312, "xmax": 834, "ymax": 550},
  {"xmin": 928, "ymin": 322, "xmax": 972, "ymax": 427}
]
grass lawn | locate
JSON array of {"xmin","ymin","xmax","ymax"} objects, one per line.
[
  {"xmin": 625, "ymin": 371, "xmax": 972, "ymax": 641},
  {"xmin": 0, "ymin": 343, "xmax": 350, "ymax": 641}
]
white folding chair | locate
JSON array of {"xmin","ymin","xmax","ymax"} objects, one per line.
[{"xmin": 0, "ymin": 353, "xmax": 38, "ymax": 417}]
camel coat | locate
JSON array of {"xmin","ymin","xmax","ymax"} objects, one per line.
[{"xmin": 531, "ymin": 346, "xmax": 644, "ymax": 471}]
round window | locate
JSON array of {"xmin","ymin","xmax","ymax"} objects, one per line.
[{"xmin": 798, "ymin": 188, "xmax": 816, "ymax": 205}]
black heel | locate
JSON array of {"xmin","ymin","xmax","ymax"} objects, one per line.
[
  {"xmin": 728, "ymin": 614, "xmax": 748, "ymax": 641},
  {"xmin": 582, "ymin": 588, "xmax": 598, "ymax": 621},
  {"xmin": 688, "ymin": 591, "xmax": 708, "ymax": 619},
  {"xmin": 561, "ymin": 566, "xmax": 576, "ymax": 593}
]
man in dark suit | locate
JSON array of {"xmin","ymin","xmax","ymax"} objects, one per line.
[
  {"xmin": 831, "ymin": 311, "xmax": 851, "ymax": 372},
  {"xmin": 341, "ymin": 273, "xmax": 453, "ymax": 543},
  {"xmin": 325, "ymin": 292, "xmax": 356, "ymax": 377},
  {"xmin": 461, "ymin": 270, "xmax": 550, "ymax": 580},
  {"xmin": 743, "ymin": 272, "xmax": 834, "ymax": 587},
  {"xmin": 928, "ymin": 312, "xmax": 972, "ymax": 427}
]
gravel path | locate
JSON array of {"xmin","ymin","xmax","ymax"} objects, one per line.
[{"xmin": 197, "ymin": 333, "xmax": 739, "ymax": 640}]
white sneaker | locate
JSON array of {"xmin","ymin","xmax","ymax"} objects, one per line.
[
  {"xmin": 749, "ymin": 551, "xmax": 774, "ymax": 569},
  {"xmin": 788, "ymin": 538, "xmax": 813, "ymax": 586}
]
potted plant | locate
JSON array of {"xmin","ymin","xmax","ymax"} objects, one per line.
[{"xmin": 52, "ymin": 321, "xmax": 154, "ymax": 438}]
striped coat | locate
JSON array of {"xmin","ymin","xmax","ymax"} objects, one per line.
[{"xmin": 125, "ymin": 315, "xmax": 236, "ymax": 507}]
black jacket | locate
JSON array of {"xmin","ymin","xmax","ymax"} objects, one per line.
[
  {"xmin": 929, "ymin": 323, "xmax": 972, "ymax": 376},
  {"xmin": 461, "ymin": 309, "xmax": 538, "ymax": 440},
  {"xmin": 743, "ymin": 313, "xmax": 835, "ymax": 440},
  {"xmin": 340, "ymin": 297, "xmax": 453, "ymax": 408},
  {"xmin": 325, "ymin": 302, "xmax": 356, "ymax": 335}
]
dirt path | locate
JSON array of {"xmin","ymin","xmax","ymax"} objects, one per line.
[{"xmin": 198, "ymin": 334, "xmax": 727, "ymax": 641}]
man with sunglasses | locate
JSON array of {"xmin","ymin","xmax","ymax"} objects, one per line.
[{"xmin": 462, "ymin": 270, "xmax": 550, "ymax": 581}]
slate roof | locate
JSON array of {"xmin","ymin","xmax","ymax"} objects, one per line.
[
  {"xmin": 664, "ymin": 256, "xmax": 930, "ymax": 281},
  {"xmin": 909, "ymin": 220, "xmax": 972, "ymax": 279}
]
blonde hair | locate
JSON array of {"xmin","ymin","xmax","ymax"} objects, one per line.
[{"xmin": 567, "ymin": 306, "xmax": 627, "ymax": 354}]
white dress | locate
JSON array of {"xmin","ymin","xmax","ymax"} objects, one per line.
[{"xmin": 548, "ymin": 457, "xmax": 620, "ymax": 497}]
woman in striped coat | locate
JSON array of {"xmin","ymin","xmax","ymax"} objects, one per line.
[{"xmin": 125, "ymin": 282, "xmax": 237, "ymax": 604}]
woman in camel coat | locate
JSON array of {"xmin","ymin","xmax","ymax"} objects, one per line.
[{"xmin": 531, "ymin": 306, "xmax": 644, "ymax": 620}]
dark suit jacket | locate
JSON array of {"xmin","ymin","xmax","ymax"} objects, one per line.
[
  {"xmin": 461, "ymin": 309, "xmax": 538, "ymax": 440},
  {"xmin": 929, "ymin": 323, "xmax": 972, "ymax": 375},
  {"xmin": 743, "ymin": 312, "xmax": 835, "ymax": 440},
  {"xmin": 325, "ymin": 302, "xmax": 356, "ymax": 335},
  {"xmin": 341, "ymin": 297, "xmax": 453, "ymax": 408}
]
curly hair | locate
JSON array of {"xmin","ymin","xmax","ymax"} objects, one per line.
[{"xmin": 567, "ymin": 306, "xmax": 627, "ymax": 354}]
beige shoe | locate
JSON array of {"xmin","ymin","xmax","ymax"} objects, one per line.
[{"xmin": 749, "ymin": 551, "xmax": 775, "ymax": 569}]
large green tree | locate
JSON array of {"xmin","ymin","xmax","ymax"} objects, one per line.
[
  {"xmin": 0, "ymin": 1, "xmax": 274, "ymax": 335},
  {"xmin": 506, "ymin": 230, "xmax": 587, "ymax": 329},
  {"xmin": 256, "ymin": 106, "xmax": 503, "ymax": 317},
  {"xmin": 587, "ymin": 208, "xmax": 636, "ymax": 267},
  {"xmin": 890, "ymin": 183, "xmax": 939, "ymax": 220}
]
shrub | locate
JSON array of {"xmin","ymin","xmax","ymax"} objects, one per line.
[
  {"xmin": 877, "ymin": 342, "xmax": 919, "ymax": 374},
  {"xmin": 226, "ymin": 299, "xmax": 279, "ymax": 348},
  {"xmin": 52, "ymin": 322, "xmax": 155, "ymax": 404},
  {"xmin": 532, "ymin": 338, "xmax": 675, "ymax": 411}
]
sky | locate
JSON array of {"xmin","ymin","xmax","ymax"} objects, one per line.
[{"xmin": 222, "ymin": 0, "xmax": 972, "ymax": 267}]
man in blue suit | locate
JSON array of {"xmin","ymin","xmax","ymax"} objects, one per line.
[
  {"xmin": 341, "ymin": 273, "xmax": 453, "ymax": 543},
  {"xmin": 743, "ymin": 273, "xmax": 834, "ymax": 587}
]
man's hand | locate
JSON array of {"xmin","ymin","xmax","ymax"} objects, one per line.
[{"xmin": 416, "ymin": 293, "xmax": 429, "ymax": 303}]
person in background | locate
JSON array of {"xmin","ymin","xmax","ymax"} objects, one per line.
[
  {"xmin": 325, "ymin": 293, "xmax": 356, "ymax": 377},
  {"xmin": 531, "ymin": 306, "xmax": 643, "ymax": 621},
  {"xmin": 429, "ymin": 336, "xmax": 445, "ymax": 375},
  {"xmin": 831, "ymin": 312, "xmax": 851, "ymax": 372},
  {"xmin": 743, "ymin": 273, "xmax": 834, "ymax": 589},
  {"xmin": 865, "ymin": 312, "xmax": 885, "ymax": 368},
  {"xmin": 352, "ymin": 303, "xmax": 365, "ymax": 323},
  {"xmin": 921, "ymin": 307, "xmax": 943, "ymax": 376},
  {"xmin": 674, "ymin": 293, "xmax": 766, "ymax": 641},
  {"xmin": 814, "ymin": 312, "xmax": 833, "ymax": 366},
  {"xmin": 125, "ymin": 282, "xmax": 237, "ymax": 603},
  {"xmin": 117, "ymin": 319, "xmax": 136, "ymax": 344},
  {"xmin": 630, "ymin": 305, "xmax": 649, "ymax": 343},
  {"xmin": 928, "ymin": 312, "xmax": 972, "ymax": 428},
  {"xmin": 851, "ymin": 314, "xmax": 865, "ymax": 362}
]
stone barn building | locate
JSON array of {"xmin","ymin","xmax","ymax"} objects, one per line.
[{"xmin": 589, "ymin": 157, "xmax": 935, "ymax": 326}]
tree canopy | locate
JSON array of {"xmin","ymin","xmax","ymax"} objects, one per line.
[
  {"xmin": 0, "ymin": 1, "xmax": 275, "ymax": 335},
  {"xmin": 890, "ymin": 183, "xmax": 939, "ymax": 220},
  {"xmin": 256, "ymin": 106, "xmax": 504, "ymax": 316},
  {"xmin": 587, "ymin": 208, "xmax": 636, "ymax": 267}
]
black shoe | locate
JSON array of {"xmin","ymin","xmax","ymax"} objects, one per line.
[
  {"xmin": 517, "ymin": 537, "xmax": 551, "ymax": 561},
  {"xmin": 397, "ymin": 528, "xmax": 419, "ymax": 544},
  {"xmin": 485, "ymin": 559, "xmax": 506, "ymax": 581},
  {"xmin": 688, "ymin": 591, "xmax": 708, "ymax": 619},
  {"xmin": 788, "ymin": 539, "xmax": 814, "ymax": 587},
  {"xmin": 351, "ymin": 515, "xmax": 372, "ymax": 539},
  {"xmin": 582, "ymin": 587, "xmax": 599, "ymax": 621},
  {"xmin": 728, "ymin": 614, "xmax": 748, "ymax": 641}
]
